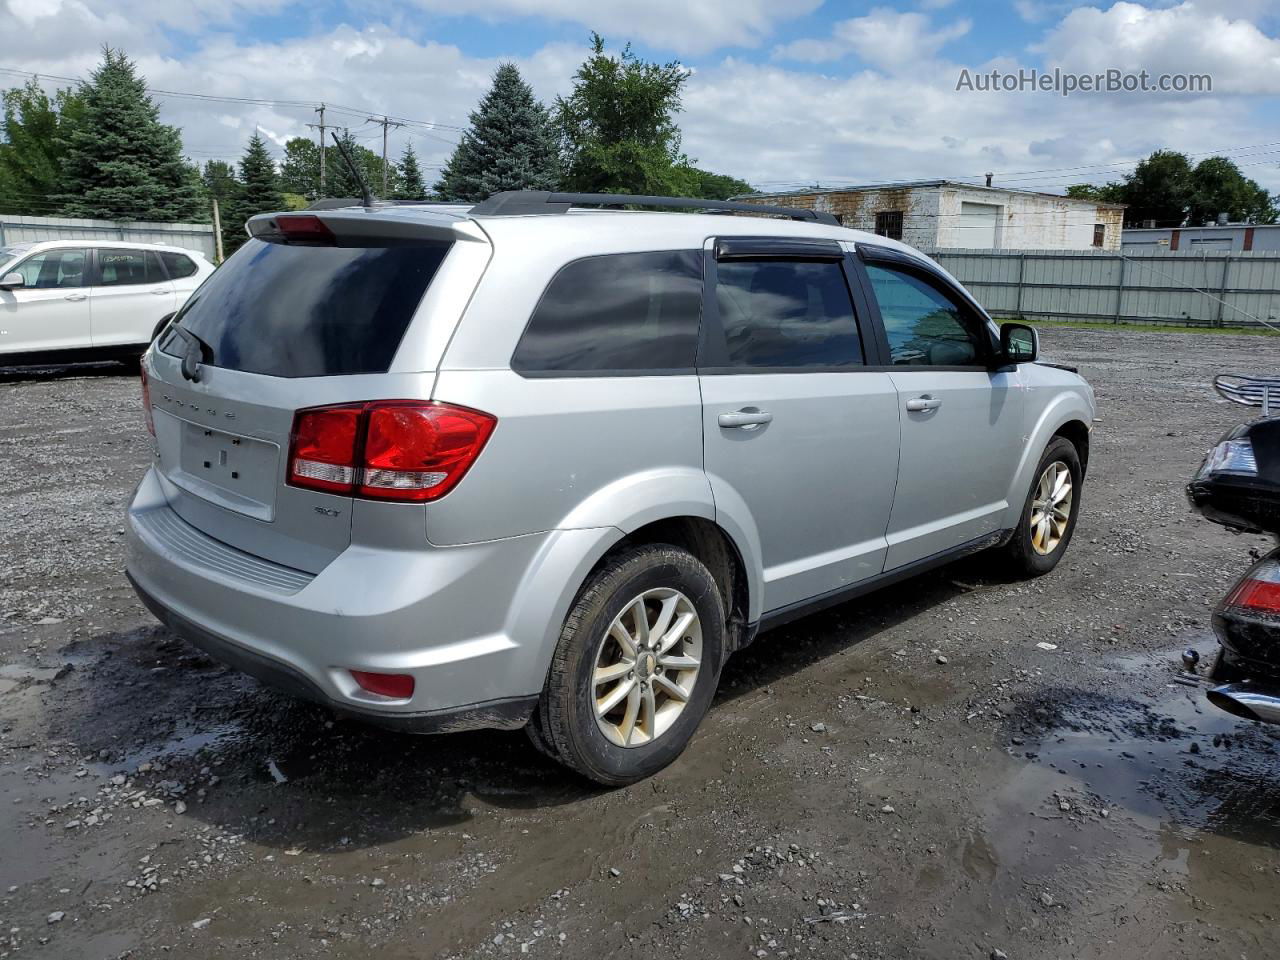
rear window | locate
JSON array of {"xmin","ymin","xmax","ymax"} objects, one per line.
[
  {"xmin": 511, "ymin": 250, "xmax": 703, "ymax": 375},
  {"xmin": 163, "ymin": 238, "xmax": 450, "ymax": 378}
]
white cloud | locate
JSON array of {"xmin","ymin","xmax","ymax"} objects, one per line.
[
  {"xmin": 405, "ymin": 0, "xmax": 822, "ymax": 55},
  {"xmin": 773, "ymin": 8, "xmax": 971, "ymax": 71},
  {"xmin": 1035, "ymin": 1, "xmax": 1280, "ymax": 95}
]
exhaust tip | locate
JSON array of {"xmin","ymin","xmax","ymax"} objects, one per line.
[{"xmin": 1207, "ymin": 682, "xmax": 1280, "ymax": 724}]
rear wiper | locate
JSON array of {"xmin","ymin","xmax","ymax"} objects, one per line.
[{"xmin": 168, "ymin": 324, "xmax": 212, "ymax": 383}]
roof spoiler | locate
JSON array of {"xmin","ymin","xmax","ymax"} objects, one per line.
[{"xmin": 469, "ymin": 191, "xmax": 841, "ymax": 226}]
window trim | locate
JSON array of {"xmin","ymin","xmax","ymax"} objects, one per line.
[
  {"xmin": 851, "ymin": 244, "xmax": 999, "ymax": 370},
  {"xmin": 697, "ymin": 245, "xmax": 875, "ymax": 375},
  {"xmin": 510, "ymin": 248, "xmax": 706, "ymax": 379}
]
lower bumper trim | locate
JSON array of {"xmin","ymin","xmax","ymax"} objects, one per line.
[{"xmin": 127, "ymin": 572, "xmax": 537, "ymax": 734}]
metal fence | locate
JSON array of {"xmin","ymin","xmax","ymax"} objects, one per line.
[
  {"xmin": 921, "ymin": 247, "xmax": 1280, "ymax": 329},
  {"xmin": 0, "ymin": 215, "xmax": 216, "ymax": 260}
]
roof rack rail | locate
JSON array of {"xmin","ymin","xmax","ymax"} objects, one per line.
[
  {"xmin": 305, "ymin": 198, "xmax": 444, "ymax": 211},
  {"xmin": 468, "ymin": 191, "xmax": 841, "ymax": 226}
]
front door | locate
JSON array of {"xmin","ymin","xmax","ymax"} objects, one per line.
[
  {"xmin": 90, "ymin": 247, "xmax": 175, "ymax": 347},
  {"xmin": 858, "ymin": 254, "xmax": 1025, "ymax": 569},
  {"xmin": 0, "ymin": 247, "xmax": 91, "ymax": 355},
  {"xmin": 699, "ymin": 239, "xmax": 901, "ymax": 614}
]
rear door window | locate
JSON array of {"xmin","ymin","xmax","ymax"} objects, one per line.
[
  {"xmin": 713, "ymin": 260, "xmax": 863, "ymax": 368},
  {"xmin": 512, "ymin": 250, "xmax": 703, "ymax": 374},
  {"xmin": 97, "ymin": 248, "xmax": 166, "ymax": 286},
  {"xmin": 163, "ymin": 238, "xmax": 450, "ymax": 378}
]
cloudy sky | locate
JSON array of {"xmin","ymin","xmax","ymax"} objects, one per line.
[{"xmin": 3, "ymin": 0, "xmax": 1279, "ymax": 195}]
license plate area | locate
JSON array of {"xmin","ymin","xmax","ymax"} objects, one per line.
[{"xmin": 162, "ymin": 416, "xmax": 280, "ymax": 521}]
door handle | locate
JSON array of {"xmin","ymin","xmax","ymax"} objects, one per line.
[
  {"xmin": 150, "ymin": 288, "xmax": 171, "ymax": 295},
  {"xmin": 63, "ymin": 293, "xmax": 87, "ymax": 302},
  {"xmin": 905, "ymin": 395, "xmax": 942, "ymax": 412},
  {"xmin": 718, "ymin": 409, "xmax": 773, "ymax": 429}
]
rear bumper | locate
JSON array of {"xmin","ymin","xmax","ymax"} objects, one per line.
[
  {"xmin": 124, "ymin": 467, "xmax": 600, "ymax": 731},
  {"xmin": 127, "ymin": 572, "xmax": 535, "ymax": 732}
]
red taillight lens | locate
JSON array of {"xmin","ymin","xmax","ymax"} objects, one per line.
[
  {"xmin": 140, "ymin": 367, "xmax": 155, "ymax": 436},
  {"xmin": 1225, "ymin": 559, "xmax": 1280, "ymax": 613},
  {"xmin": 275, "ymin": 214, "xmax": 335, "ymax": 244},
  {"xmin": 360, "ymin": 402, "xmax": 496, "ymax": 501},
  {"xmin": 287, "ymin": 401, "xmax": 496, "ymax": 501},
  {"xmin": 289, "ymin": 405, "xmax": 362, "ymax": 494},
  {"xmin": 350, "ymin": 670, "xmax": 415, "ymax": 699}
]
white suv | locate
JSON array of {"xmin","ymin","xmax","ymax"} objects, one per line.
[{"xmin": 0, "ymin": 240, "xmax": 214, "ymax": 366}]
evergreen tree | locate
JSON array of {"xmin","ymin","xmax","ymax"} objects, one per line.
[
  {"xmin": 556, "ymin": 35, "xmax": 689, "ymax": 196},
  {"xmin": 435, "ymin": 63, "xmax": 558, "ymax": 202},
  {"xmin": 396, "ymin": 143, "xmax": 427, "ymax": 200},
  {"xmin": 222, "ymin": 133, "xmax": 282, "ymax": 255},
  {"xmin": 56, "ymin": 47, "xmax": 200, "ymax": 221},
  {"xmin": 0, "ymin": 79, "xmax": 84, "ymax": 216},
  {"xmin": 201, "ymin": 159, "xmax": 240, "ymax": 257}
]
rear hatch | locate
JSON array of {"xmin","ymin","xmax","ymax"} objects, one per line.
[{"xmin": 145, "ymin": 209, "xmax": 490, "ymax": 573}]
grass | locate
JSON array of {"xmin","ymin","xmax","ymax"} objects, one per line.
[{"xmin": 1009, "ymin": 318, "xmax": 1280, "ymax": 337}]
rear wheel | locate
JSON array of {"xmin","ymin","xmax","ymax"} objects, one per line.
[
  {"xmin": 1003, "ymin": 436, "xmax": 1082, "ymax": 576},
  {"xmin": 533, "ymin": 545, "xmax": 725, "ymax": 786}
]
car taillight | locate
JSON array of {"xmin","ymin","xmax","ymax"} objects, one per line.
[
  {"xmin": 287, "ymin": 401, "xmax": 495, "ymax": 502},
  {"xmin": 1224, "ymin": 557, "xmax": 1280, "ymax": 614},
  {"xmin": 140, "ymin": 367, "xmax": 155, "ymax": 437}
]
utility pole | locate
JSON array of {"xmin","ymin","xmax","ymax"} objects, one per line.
[
  {"xmin": 366, "ymin": 115, "xmax": 406, "ymax": 196},
  {"xmin": 306, "ymin": 103, "xmax": 328, "ymax": 197},
  {"xmin": 210, "ymin": 197, "xmax": 224, "ymax": 263}
]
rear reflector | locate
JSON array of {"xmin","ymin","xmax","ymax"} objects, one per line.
[
  {"xmin": 288, "ymin": 400, "xmax": 496, "ymax": 502},
  {"xmin": 1225, "ymin": 557, "xmax": 1280, "ymax": 613},
  {"xmin": 350, "ymin": 670, "xmax": 415, "ymax": 699}
]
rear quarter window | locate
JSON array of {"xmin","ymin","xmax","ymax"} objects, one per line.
[
  {"xmin": 511, "ymin": 250, "xmax": 703, "ymax": 375},
  {"xmin": 160, "ymin": 251, "xmax": 199, "ymax": 279},
  {"xmin": 163, "ymin": 238, "xmax": 450, "ymax": 378}
]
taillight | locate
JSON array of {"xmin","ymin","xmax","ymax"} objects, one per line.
[
  {"xmin": 1224, "ymin": 557, "xmax": 1280, "ymax": 614},
  {"xmin": 287, "ymin": 401, "xmax": 495, "ymax": 502},
  {"xmin": 140, "ymin": 367, "xmax": 155, "ymax": 436}
]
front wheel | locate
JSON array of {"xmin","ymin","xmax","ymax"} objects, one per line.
[
  {"xmin": 533, "ymin": 544, "xmax": 725, "ymax": 786},
  {"xmin": 1003, "ymin": 436, "xmax": 1083, "ymax": 576}
]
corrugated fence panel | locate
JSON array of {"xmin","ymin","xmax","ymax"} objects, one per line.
[
  {"xmin": 918, "ymin": 247, "xmax": 1280, "ymax": 329},
  {"xmin": 0, "ymin": 215, "xmax": 215, "ymax": 259}
]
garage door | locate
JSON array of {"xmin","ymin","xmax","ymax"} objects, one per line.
[{"xmin": 957, "ymin": 202, "xmax": 1000, "ymax": 248}]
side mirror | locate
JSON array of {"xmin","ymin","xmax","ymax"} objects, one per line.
[
  {"xmin": 0, "ymin": 272, "xmax": 24, "ymax": 290},
  {"xmin": 1000, "ymin": 322, "xmax": 1038, "ymax": 364}
]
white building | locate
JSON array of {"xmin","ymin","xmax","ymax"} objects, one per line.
[{"xmin": 737, "ymin": 180, "xmax": 1125, "ymax": 251}]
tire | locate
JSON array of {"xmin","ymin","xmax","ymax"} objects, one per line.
[
  {"xmin": 1003, "ymin": 436, "xmax": 1083, "ymax": 576},
  {"xmin": 534, "ymin": 544, "xmax": 725, "ymax": 786}
]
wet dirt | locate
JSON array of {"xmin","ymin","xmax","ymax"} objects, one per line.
[{"xmin": 3, "ymin": 330, "xmax": 1280, "ymax": 959}]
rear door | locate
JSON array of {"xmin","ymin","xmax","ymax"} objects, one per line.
[
  {"xmin": 0, "ymin": 247, "xmax": 91, "ymax": 354},
  {"xmin": 699, "ymin": 237, "xmax": 900, "ymax": 614},
  {"xmin": 91, "ymin": 248, "xmax": 175, "ymax": 347},
  {"xmin": 146, "ymin": 226, "xmax": 460, "ymax": 572},
  {"xmin": 854, "ymin": 246, "xmax": 1025, "ymax": 569}
]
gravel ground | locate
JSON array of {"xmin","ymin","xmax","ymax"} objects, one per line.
[{"xmin": 2, "ymin": 327, "xmax": 1279, "ymax": 960}]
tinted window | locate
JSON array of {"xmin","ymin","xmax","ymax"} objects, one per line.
[
  {"xmin": 97, "ymin": 248, "xmax": 165, "ymax": 286},
  {"xmin": 11, "ymin": 248, "xmax": 87, "ymax": 289},
  {"xmin": 160, "ymin": 251, "xmax": 198, "ymax": 279},
  {"xmin": 163, "ymin": 238, "xmax": 450, "ymax": 378},
  {"xmin": 714, "ymin": 260, "xmax": 862, "ymax": 368},
  {"xmin": 512, "ymin": 251, "xmax": 702, "ymax": 373},
  {"xmin": 865, "ymin": 263, "xmax": 984, "ymax": 366}
]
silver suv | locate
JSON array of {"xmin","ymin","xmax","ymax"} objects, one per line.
[{"xmin": 126, "ymin": 191, "xmax": 1095, "ymax": 785}]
